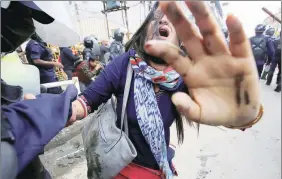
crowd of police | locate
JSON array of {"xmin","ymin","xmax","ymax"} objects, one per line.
[
  {"xmin": 24, "ymin": 28, "xmax": 125, "ymax": 94},
  {"xmin": 250, "ymin": 24, "xmax": 281, "ymax": 92},
  {"xmin": 1, "ymin": 1, "xmax": 281, "ymax": 179}
]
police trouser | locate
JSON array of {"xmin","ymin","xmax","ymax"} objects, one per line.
[
  {"xmin": 256, "ymin": 65, "xmax": 264, "ymax": 79},
  {"xmin": 266, "ymin": 61, "xmax": 281, "ymax": 85}
]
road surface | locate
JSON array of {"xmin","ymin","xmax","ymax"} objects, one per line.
[{"xmin": 42, "ymin": 79, "xmax": 281, "ymax": 179}]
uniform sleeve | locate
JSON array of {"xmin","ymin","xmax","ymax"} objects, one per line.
[
  {"xmin": 1, "ymin": 85, "xmax": 77, "ymax": 172},
  {"xmin": 30, "ymin": 44, "xmax": 42, "ymax": 60},
  {"xmin": 64, "ymin": 48, "xmax": 80, "ymax": 62},
  {"xmin": 267, "ymin": 38, "xmax": 275, "ymax": 63},
  {"xmin": 81, "ymin": 52, "xmax": 129, "ymax": 109}
]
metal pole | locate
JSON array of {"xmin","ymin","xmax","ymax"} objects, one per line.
[
  {"xmin": 124, "ymin": 1, "xmax": 130, "ymax": 39},
  {"xmin": 143, "ymin": 1, "xmax": 146, "ymax": 19},
  {"xmin": 262, "ymin": 7, "xmax": 281, "ymax": 24},
  {"xmin": 103, "ymin": 2, "xmax": 111, "ymax": 39},
  {"xmin": 149, "ymin": 1, "xmax": 152, "ymax": 11},
  {"xmin": 74, "ymin": 2, "xmax": 82, "ymax": 39}
]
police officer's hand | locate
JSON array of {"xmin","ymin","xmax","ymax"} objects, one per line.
[
  {"xmin": 53, "ymin": 62, "xmax": 64, "ymax": 69},
  {"xmin": 145, "ymin": 1, "xmax": 260, "ymax": 127}
]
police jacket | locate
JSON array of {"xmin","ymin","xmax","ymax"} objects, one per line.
[
  {"xmin": 1, "ymin": 80, "xmax": 77, "ymax": 177},
  {"xmin": 273, "ymin": 37, "xmax": 281, "ymax": 62},
  {"xmin": 109, "ymin": 41, "xmax": 124, "ymax": 60},
  {"xmin": 250, "ymin": 34, "xmax": 275, "ymax": 65},
  {"xmin": 60, "ymin": 47, "xmax": 80, "ymax": 71}
]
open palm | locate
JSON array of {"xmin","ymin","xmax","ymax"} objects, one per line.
[{"xmin": 145, "ymin": 1, "xmax": 261, "ymax": 127}]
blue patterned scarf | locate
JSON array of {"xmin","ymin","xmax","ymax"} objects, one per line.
[{"xmin": 130, "ymin": 54, "xmax": 180, "ymax": 179}]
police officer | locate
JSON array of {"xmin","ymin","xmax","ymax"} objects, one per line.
[
  {"xmin": 265, "ymin": 27, "xmax": 276, "ymax": 40},
  {"xmin": 60, "ymin": 46, "xmax": 80, "ymax": 80},
  {"xmin": 82, "ymin": 36, "xmax": 101, "ymax": 61},
  {"xmin": 261, "ymin": 27, "xmax": 276, "ymax": 80},
  {"xmin": 100, "ymin": 40, "xmax": 109, "ymax": 64},
  {"xmin": 109, "ymin": 28, "xmax": 125, "ymax": 62},
  {"xmin": 1, "ymin": 1, "xmax": 77, "ymax": 179},
  {"xmin": 266, "ymin": 32, "xmax": 281, "ymax": 92},
  {"xmin": 25, "ymin": 33, "xmax": 63, "ymax": 94},
  {"xmin": 82, "ymin": 36, "xmax": 93, "ymax": 61},
  {"xmin": 250, "ymin": 24, "xmax": 275, "ymax": 79}
]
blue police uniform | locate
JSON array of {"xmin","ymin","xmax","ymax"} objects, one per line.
[
  {"xmin": 60, "ymin": 47, "xmax": 80, "ymax": 80},
  {"xmin": 25, "ymin": 40, "xmax": 62, "ymax": 94},
  {"xmin": 1, "ymin": 83, "xmax": 77, "ymax": 178},
  {"xmin": 266, "ymin": 36, "xmax": 281, "ymax": 86},
  {"xmin": 109, "ymin": 40, "xmax": 124, "ymax": 62},
  {"xmin": 250, "ymin": 34, "xmax": 275, "ymax": 78}
]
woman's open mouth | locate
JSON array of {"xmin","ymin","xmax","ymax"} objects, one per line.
[{"xmin": 159, "ymin": 25, "xmax": 170, "ymax": 39}]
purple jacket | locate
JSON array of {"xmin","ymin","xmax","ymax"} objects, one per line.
[{"xmin": 82, "ymin": 49, "xmax": 186, "ymax": 170}]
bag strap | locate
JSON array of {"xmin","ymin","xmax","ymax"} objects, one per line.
[
  {"xmin": 120, "ymin": 62, "xmax": 133, "ymax": 136},
  {"xmin": 251, "ymin": 38, "xmax": 266, "ymax": 52}
]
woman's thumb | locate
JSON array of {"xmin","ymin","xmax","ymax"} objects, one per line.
[{"xmin": 172, "ymin": 92, "xmax": 201, "ymax": 123}]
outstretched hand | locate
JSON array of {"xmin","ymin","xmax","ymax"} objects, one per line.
[{"xmin": 145, "ymin": 1, "xmax": 260, "ymax": 127}]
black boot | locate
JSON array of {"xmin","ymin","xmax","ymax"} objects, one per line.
[
  {"xmin": 266, "ymin": 72, "xmax": 274, "ymax": 85},
  {"xmin": 274, "ymin": 85, "xmax": 281, "ymax": 92}
]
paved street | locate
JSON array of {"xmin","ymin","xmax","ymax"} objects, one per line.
[{"xmin": 52, "ymin": 79, "xmax": 281, "ymax": 179}]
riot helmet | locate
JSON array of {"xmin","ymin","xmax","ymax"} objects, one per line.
[
  {"xmin": 83, "ymin": 36, "xmax": 94, "ymax": 48},
  {"xmin": 255, "ymin": 24, "xmax": 266, "ymax": 33},
  {"xmin": 114, "ymin": 28, "xmax": 125, "ymax": 42},
  {"xmin": 265, "ymin": 27, "xmax": 275, "ymax": 37}
]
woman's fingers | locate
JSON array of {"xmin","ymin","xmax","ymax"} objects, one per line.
[
  {"xmin": 159, "ymin": 1, "xmax": 206, "ymax": 60},
  {"xmin": 226, "ymin": 14, "xmax": 253, "ymax": 58},
  {"xmin": 185, "ymin": 0, "xmax": 230, "ymax": 55},
  {"xmin": 144, "ymin": 40, "xmax": 192, "ymax": 77},
  {"xmin": 172, "ymin": 92, "xmax": 201, "ymax": 123}
]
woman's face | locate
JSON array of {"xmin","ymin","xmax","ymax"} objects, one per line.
[
  {"xmin": 146, "ymin": 8, "xmax": 179, "ymax": 47},
  {"xmin": 89, "ymin": 60, "xmax": 97, "ymax": 68},
  {"xmin": 145, "ymin": 8, "xmax": 179, "ymax": 71}
]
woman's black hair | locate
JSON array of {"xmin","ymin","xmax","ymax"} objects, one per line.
[
  {"xmin": 125, "ymin": 2, "xmax": 168, "ymax": 64},
  {"xmin": 125, "ymin": 2, "xmax": 190, "ymax": 144}
]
